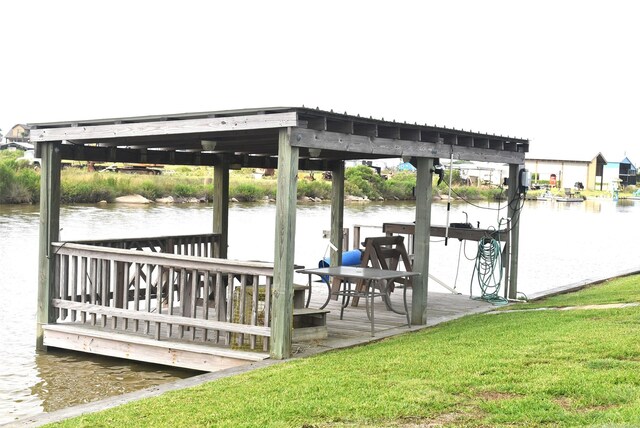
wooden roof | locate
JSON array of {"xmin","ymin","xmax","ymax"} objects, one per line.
[{"xmin": 29, "ymin": 107, "xmax": 528, "ymax": 168}]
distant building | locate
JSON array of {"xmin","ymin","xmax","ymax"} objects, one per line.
[
  {"xmin": 5, "ymin": 124, "xmax": 30, "ymax": 142},
  {"xmin": 603, "ymin": 157, "xmax": 637, "ymax": 188},
  {"xmin": 1, "ymin": 124, "xmax": 32, "ymax": 151},
  {"xmin": 438, "ymin": 160, "xmax": 509, "ymax": 186},
  {"xmin": 0, "ymin": 141, "xmax": 34, "ymax": 151},
  {"xmin": 525, "ymin": 153, "xmax": 606, "ymax": 191}
]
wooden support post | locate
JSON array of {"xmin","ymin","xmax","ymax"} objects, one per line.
[
  {"xmin": 36, "ymin": 141, "xmax": 62, "ymax": 350},
  {"xmin": 507, "ymin": 163, "xmax": 522, "ymax": 300},
  {"xmin": 411, "ymin": 157, "xmax": 434, "ymax": 325},
  {"xmin": 329, "ymin": 161, "xmax": 345, "ymax": 267},
  {"xmin": 213, "ymin": 155, "xmax": 229, "ymax": 259},
  {"xmin": 271, "ymin": 128, "xmax": 298, "ymax": 359},
  {"xmin": 353, "ymin": 225, "xmax": 361, "ymax": 250}
]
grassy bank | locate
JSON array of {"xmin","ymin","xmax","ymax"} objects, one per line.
[
  {"xmin": 2, "ymin": 151, "xmax": 626, "ymax": 204},
  {"xmin": 50, "ymin": 275, "xmax": 640, "ymax": 427},
  {"xmin": 0, "ymin": 150, "xmax": 40, "ymax": 203}
]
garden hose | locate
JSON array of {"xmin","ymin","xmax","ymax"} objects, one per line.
[{"xmin": 470, "ymin": 237, "xmax": 508, "ymax": 305}]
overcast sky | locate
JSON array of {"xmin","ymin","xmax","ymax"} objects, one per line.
[{"xmin": 1, "ymin": 0, "xmax": 638, "ymax": 163}]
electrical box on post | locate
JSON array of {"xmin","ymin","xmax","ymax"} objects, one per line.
[{"xmin": 519, "ymin": 168, "xmax": 530, "ymax": 193}]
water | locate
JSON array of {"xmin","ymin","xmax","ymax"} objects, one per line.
[{"xmin": 1, "ymin": 199, "xmax": 639, "ymax": 423}]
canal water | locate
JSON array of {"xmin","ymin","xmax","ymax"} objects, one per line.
[{"xmin": 1, "ymin": 199, "xmax": 639, "ymax": 423}]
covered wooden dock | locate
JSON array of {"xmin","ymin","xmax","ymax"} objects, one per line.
[{"xmin": 30, "ymin": 107, "xmax": 528, "ymax": 370}]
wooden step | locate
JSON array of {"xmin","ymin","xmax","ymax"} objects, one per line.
[
  {"xmin": 43, "ymin": 324, "xmax": 268, "ymax": 372},
  {"xmin": 292, "ymin": 308, "xmax": 329, "ymax": 341},
  {"xmin": 293, "ymin": 284, "xmax": 309, "ymax": 309},
  {"xmin": 293, "ymin": 308, "xmax": 330, "ymax": 317}
]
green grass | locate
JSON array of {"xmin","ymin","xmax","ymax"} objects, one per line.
[
  {"xmin": 49, "ymin": 275, "xmax": 640, "ymax": 427},
  {"xmin": 504, "ymin": 275, "xmax": 640, "ymax": 310},
  {"xmin": 2, "ymin": 157, "xmax": 554, "ymax": 204}
]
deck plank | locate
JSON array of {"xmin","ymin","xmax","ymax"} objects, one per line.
[
  {"xmin": 45, "ymin": 286, "xmax": 494, "ymax": 371},
  {"xmin": 43, "ymin": 324, "xmax": 266, "ymax": 372}
]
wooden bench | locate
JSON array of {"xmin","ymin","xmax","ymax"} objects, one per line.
[{"xmin": 351, "ymin": 236, "xmax": 413, "ymax": 307}]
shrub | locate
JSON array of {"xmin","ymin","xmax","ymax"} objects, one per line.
[
  {"xmin": 231, "ymin": 183, "xmax": 265, "ymax": 202},
  {"xmin": 0, "ymin": 164, "xmax": 15, "ymax": 202},
  {"xmin": 139, "ymin": 180, "xmax": 162, "ymax": 200},
  {"xmin": 345, "ymin": 165, "xmax": 384, "ymax": 199},
  {"xmin": 297, "ymin": 180, "xmax": 331, "ymax": 199},
  {"xmin": 173, "ymin": 183, "xmax": 198, "ymax": 198},
  {"xmin": 202, "ymin": 184, "xmax": 214, "ymax": 201},
  {"xmin": 113, "ymin": 176, "xmax": 134, "ymax": 196},
  {"xmin": 436, "ymin": 169, "xmax": 468, "ymax": 191},
  {"xmin": 61, "ymin": 179, "xmax": 115, "ymax": 203},
  {"xmin": 0, "ymin": 150, "xmax": 20, "ymax": 166},
  {"xmin": 15, "ymin": 168, "xmax": 40, "ymax": 201},
  {"xmin": 382, "ymin": 172, "xmax": 416, "ymax": 199},
  {"xmin": 175, "ymin": 166, "xmax": 194, "ymax": 175},
  {"xmin": 0, "ymin": 160, "xmax": 40, "ymax": 203},
  {"xmin": 451, "ymin": 186, "xmax": 482, "ymax": 200},
  {"xmin": 488, "ymin": 187, "xmax": 507, "ymax": 200}
]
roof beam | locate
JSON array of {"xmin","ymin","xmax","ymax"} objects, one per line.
[
  {"xmin": 292, "ymin": 128, "xmax": 525, "ymax": 164},
  {"xmin": 54, "ymin": 142, "xmax": 336, "ymax": 170},
  {"xmin": 30, "ymin": 112, "xmax": 299, "ymax": 142}
]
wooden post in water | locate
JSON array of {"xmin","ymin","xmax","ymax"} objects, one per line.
[
  {"xmin": 507, "ymin": 163, "xmax": 522, "ymax": 299},
  {"xmin": 213, "ymin": 155, "xmax": 229, "ymax": 259},
  {"xmin": 412, "ymin": 157, "xmax": 434, "ymax": 325},
  {"xmin": 36, "ymin": 141, "xmax": 62, "ymax": 350},
  {"xmin": 329, "ymin": 161, "xmax": 345, "ymax": 268},
  {"xmin": 271, "ymin": 128, "xmax": 298, "ymax": 359}
]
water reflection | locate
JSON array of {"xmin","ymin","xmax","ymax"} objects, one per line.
[
  {"xmin": 616, "ymin": 199, "xmax": 635, "ymax": 209},
  {"xmin": 31, "ymin": 350, "xmax": 195, "ymax": 414}
]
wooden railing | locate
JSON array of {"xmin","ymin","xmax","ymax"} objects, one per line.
[
  {"xmin": 50, "ymin": 242, "xmax": 274, "ymax": 351},
  {"xmin": 70, "ymin": 233, "xmax": 221, "ymax": 258}
]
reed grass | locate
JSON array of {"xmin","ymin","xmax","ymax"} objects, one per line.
[
  {"xmin": 0, "ymin": 151, "xmax": 39, "ymax": 203},
  {"xmin": 4, "ymin": 157, "xmax": 616, "ymax": 205},
  {"xmin": 50, "ymin": 274, "xmax": 640, "ymax": 427}
]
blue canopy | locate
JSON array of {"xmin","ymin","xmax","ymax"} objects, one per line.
[{"xmin": 397, "ymin": 162, "xmax": 416, "ymax": 172}]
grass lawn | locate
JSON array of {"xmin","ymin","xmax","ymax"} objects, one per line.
[
  {"xmin": 502, "ymin": 274, "xmax": 640, "ymax": 310},
  {"xmin": 50, "ymin": 275, "xmax": 640, "ymax": 427}
]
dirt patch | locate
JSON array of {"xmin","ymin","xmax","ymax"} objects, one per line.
[
  {"xmin": 553, "ymin": 397, "xmax": 619, "ymax": 414},
  {"xmin": 312, "ymin": 408, "xmax": 486, "ymax": 427},
  {"xmin": 576, "ymin": 403, "xmax": 619, "ymax": 414},
  {"xmin": 554, "ymin": 396, "xmax": 573, "ymax": 410},
  {"xmin": 393, "ymin": 407, "xmax": 486, "ymax": 427},
  {"xmin": 476, "ymin": 390, "xmax": 521, "ymax": 401},
  {"xmin": 613, "ymin": 354, "xmax": 640, "ymax": 362},
  {"xmin": 397, "ymin": 413, "xmax": 460, "ymax": 427},
  {"xmin": 523, "ymin": 358, "xmax": 552, "ymax": 367}
]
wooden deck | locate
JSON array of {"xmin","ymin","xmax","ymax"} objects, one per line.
[
  {"xmin": 294, "ymin": 283, "xmax": 493, "ymax": 356},
  {"xmin": 41, "ymin": 233, "xmax": 494, "ymax": 371},
  {"xmin": 45, "ymin": 282, "xmax": 493, "ymax": 370}
]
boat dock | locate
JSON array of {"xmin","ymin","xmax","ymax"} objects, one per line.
[{"xmin": 31, "ymin": 107, "xmax": 527, "ymax": 369}]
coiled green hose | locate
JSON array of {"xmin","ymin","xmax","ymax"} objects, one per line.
[{"xmin": 471, "ymin": 237, "xmax": 508, "ymax": 305}]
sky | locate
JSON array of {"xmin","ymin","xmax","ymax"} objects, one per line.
[{"xmin": 1, "ymin": 0, "xmax": 639, "ymax": 164}]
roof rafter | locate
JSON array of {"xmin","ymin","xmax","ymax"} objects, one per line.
[{"xmin": 29, "ymin": 107, "xmax": 528, "ymax": 166}]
